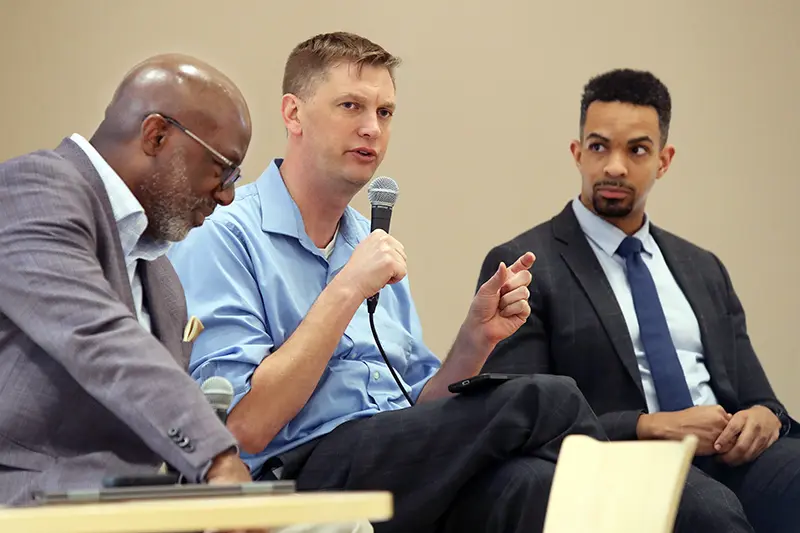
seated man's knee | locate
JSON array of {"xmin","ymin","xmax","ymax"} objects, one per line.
[
  {"xmin": 503, "ymin": 374, "xmax": 579, "ymax": 395},
  {"xmin": 675, "ymin": 468, "xmax": 750, "ymax": 532},
  {"xmin": 529, "ymin": 374, "xmax": 580, "ymax": 394},
  {"xmin": 504, "ymin": 374, "xmax": 583, "ymax": 407}
]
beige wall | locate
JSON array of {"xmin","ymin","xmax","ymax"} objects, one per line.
[{"xmin": 1, "ymin": 0, "xmax": 797, "ymax": 411}]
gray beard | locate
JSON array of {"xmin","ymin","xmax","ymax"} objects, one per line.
[{"xmin": 140, "ymin": 149, "xmax": 208, "ymax": 242}]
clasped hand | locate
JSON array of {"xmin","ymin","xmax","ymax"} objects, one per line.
[{"xmin": 644, "ymin": 404, "xmax": 781, "ymax": 466}]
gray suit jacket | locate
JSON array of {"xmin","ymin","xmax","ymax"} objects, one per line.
[
  {"xmin": 0, "ymin": 138, "xmax": 236, "ymax": 505},
  {"xmin": 478, "ymin": 203, "xmax": 792, "ymax": 441}
]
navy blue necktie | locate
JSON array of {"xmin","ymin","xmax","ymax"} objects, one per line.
[{"xmin": 616, "ymin": 236, "xmax": 693, "ymax": 412}]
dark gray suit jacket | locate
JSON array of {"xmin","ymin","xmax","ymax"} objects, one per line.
[
  {"xmin": 478, "ymin": 203, "xmax": 792, "ymax": 441},
  {"xmin": 0, "ymin": 138, "xmax": 236, "ymax": 504}
]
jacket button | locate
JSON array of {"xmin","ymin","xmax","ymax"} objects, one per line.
[
  {"xmin": 168, "ymin": 428, "xmax": 181, "ymax": 438},
  {"xmin": 178, "ymin": 437, "xmax": 192, "ymax": 448}
]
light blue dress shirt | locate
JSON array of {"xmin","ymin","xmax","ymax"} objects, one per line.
[
  {"xmin": 571, "ymin": 198, "xmax": 718, "ymax": 413},
  {"xmin": 168, "ymin": 159, "xmax": 440, "ymax": 472}
]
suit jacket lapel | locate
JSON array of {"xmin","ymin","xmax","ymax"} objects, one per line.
[
  {"xmin": 553, "ymin": 205, "xmax": 646, "ymax": 401},
  {"xmin": 54, "ymin": 138, "xmax": 136, "ymax": 315},
  {"xmin": 138, "ymin": 258, "xmax": 184, "ymax": 363},
  {"xmin": 650, "ymin": 227, "xmax": 736, "ymax": 405}
]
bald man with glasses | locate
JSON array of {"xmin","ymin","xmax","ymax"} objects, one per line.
[{"xmin": 0, "ymin": 53, "xmax": 255, "ymax": 505}]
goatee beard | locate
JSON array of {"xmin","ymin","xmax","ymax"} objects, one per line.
[{"xmin": 592, "ymin": 195, "xmax": 633, "ymax": 218}]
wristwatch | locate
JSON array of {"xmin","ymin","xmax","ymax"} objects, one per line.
[{"xmin": 766, "ymin": 405, "xmax": 792, "ymax": 436}]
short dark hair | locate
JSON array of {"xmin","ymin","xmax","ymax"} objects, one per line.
[
  {"xmin": 580, "ymin": 68, "xmax": 672, "ymax": 143},
  {"xmin": 283, "ymin": 32, "xmax": 400, "ymax": 99}
]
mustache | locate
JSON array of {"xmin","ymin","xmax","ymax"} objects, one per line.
[{"xmin": 594, "ymin": 180, "xmax": 635, "ymax": 192}]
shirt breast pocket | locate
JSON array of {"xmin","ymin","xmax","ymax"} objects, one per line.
[
  {"xmin": 367, "ymin": 306, "xmax": 414, "ymax": 372},
  {"xmin": 338, "ymin": 302, "xmax": 414, "ymax": 372}
]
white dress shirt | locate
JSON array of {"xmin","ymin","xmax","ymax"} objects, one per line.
[
  {"xmin": 571, "ymin": 197, "xmax": 718, "ymax": 413},
  {"xmin": 70, "ymin": 133, "xmax": 171, "ymax": 333}
]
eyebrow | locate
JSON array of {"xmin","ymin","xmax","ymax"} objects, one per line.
[
  {"xmin": 338, "ymin": 92, "xmax": 396, "ymax": 111},
  {"xmin": 227, "ymin": 150, "xmax": 243, "ymax": 166},
  {"xmin": 586, "ymin": 133, "xmax": 610, "ymax": 143},
  {"xmin": 213, "ymin": 142, "xmax": 243, "ymax": 166},
  {"xmin": 585, "ymin": 133, "xmax": 654, "ymax": 145},
  {"xmin": 627, "ymin": 135, "xmax": 654, "ymax": 145}
]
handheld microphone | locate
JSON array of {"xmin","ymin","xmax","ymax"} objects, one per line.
[
  {"xmin": 200, "ymin": 376, "xmax": 234, "ymax": 424},
  {"xmin": 367, "ymin": 176, "xmax": 399, "ymax": 314},
  {"xmin": 364, "ymin": 177, "xmax": 414, "ymax": 407}
]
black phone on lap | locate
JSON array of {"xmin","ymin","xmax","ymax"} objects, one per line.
[{"xmin": 448, "ymin": 373, "xmax": 528, "ymax": 395}]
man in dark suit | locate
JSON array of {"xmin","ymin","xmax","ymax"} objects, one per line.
[
  {"xmin": 477, "ymin": 68, "xmax": 799, "ymax": 533},
  {"xmin": 0, "ymin": 53, "xmax": 255, "ymax": 504}
]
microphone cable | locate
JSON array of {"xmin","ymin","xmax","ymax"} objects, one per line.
[{"xmin": 368, "ymin": 298, "xmax": 415, "ymax": 407}]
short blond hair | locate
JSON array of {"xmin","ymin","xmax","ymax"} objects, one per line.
[{"xmin": 282, "ymin": 32, "xmax": 401, "ymax": 98}]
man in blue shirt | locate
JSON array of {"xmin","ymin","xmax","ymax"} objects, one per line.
[
  {"xmin": 169, "ymin": 32, "xmax": 607, "ymax": 533},
  {"xmin": 478, "ymin": 69, "xmax": 800, "ymax": 533}
]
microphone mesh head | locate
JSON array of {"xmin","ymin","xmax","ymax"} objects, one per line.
[
  {"xmin": 200, "ymin": 376, "xmax": 234, "ymax": 411},
  {"xmin": 368, "ymin": 176, "xmax": 399, "ymax": 207}
]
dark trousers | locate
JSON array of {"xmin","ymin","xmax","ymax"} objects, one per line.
[
  {"xmin": 680, "ymin": 435, "xmax": 800, "ymax": 533},
  {"xmin": 272, "ymin": 375, "xmax": 606, "ymax": 533}
]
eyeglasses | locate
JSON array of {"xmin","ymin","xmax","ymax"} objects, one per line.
[{"xmin": 152, "ymin": 113, "xmax": 242, "ymax": 190}]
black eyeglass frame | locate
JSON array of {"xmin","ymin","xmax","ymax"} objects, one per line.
[{"xmin": 149, "ymin": 113, "xmax": 241, "ymax": 190}]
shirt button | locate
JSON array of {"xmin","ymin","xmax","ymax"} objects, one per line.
[{"xmin": 373, "ymin": 371, "xmax": 380, "ymax": 381}]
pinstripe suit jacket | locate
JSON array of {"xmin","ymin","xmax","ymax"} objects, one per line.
[
  {"xmin": 478, "ymin": 203, "xmax": 793, "ymax": 441},
  {"xmin": 0, "ymin": 138, "xmax": 236, "ymax": 504}
]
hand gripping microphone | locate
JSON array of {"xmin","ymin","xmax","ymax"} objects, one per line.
[{"xmin": 366, "ymin": 176, "xmax": 399, "ymax": 315}]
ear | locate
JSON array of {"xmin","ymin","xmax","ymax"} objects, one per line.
[
  {"xmin": 140, "ymin": 115, "xmax": 168, "ymax": 157},
  {"xmin": 569, "ymin": 139, "xmax": 583, "ymax": 168},
  {"xmin": 656, "ymin": 144, "xmax": 676, "ymax": 179},
  {"xmin": 281, "ymin": 94, "xmax": 303, "ymax": 137}
]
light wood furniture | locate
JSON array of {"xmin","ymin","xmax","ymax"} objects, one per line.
[
  {"xmin": 0, "ymin": 491, "xmax": 393, "ymax": 533},
  {"xmin": 543, "ymin": 434, "xmax": 698, "ymax": 533}
]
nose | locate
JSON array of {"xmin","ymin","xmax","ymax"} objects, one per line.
[
  {"xmin": 213, "ymin": 185, "xmax": 235, "ymax": 206},
  {"xmin": 604, "ymin": 151, "xmax": 628, "ymax": 178},
  {"xmin": 358, "ymin": 114, "xmax": 381, "ymax": 139}
]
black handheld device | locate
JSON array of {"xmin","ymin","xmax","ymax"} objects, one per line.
[{"xmin": 448, "ymin": 373, "xmax": 527, "ymax": 395}]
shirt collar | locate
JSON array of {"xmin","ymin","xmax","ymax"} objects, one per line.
[
  {"xmin": 256, "ymin": 158, "xmax": 365, "ymax": 250},
  {"xmin": 69, "ymin": 133, "xmax": 170, "ymax": 261},
  {"xmin": 571, "ymin": 196, "xmax": 655, "ymax": 257}
]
